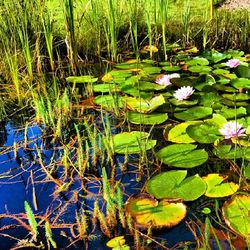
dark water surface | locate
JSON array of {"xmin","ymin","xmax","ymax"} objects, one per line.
[{"xmin": 0, "ymin": 122, "xmax": 196, "ymax": 249}]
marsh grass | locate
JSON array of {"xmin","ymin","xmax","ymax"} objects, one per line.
[{"xmin": 0, "ymin": 0, "xmax": 249, "ymax": 104}]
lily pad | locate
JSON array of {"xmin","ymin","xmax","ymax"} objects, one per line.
[
  {"xmin": 166, "ymin": 121, "xmax": 201, "ymax": 143},
  {"xmin": 106, "ymin": 236, "xmax": 126, "ymax": 248},
  {"xmin": 146, "ymin": 170, "xmax": 207, "ymax": 201},
  {"xmin": 186, "ymin": 123, "xmax": 220, "ymax": 144},
  {"xmin": 94, "ymin": 95, "xmax": 124, "ymax": 109},
  {"xmin": 174, "ymin": 106, "xmax": 213, "ymax": 121},
  {"xmin": 202, "ymin": 50, "xmax": 230, "ymax": 63},
  {"xmin": 235, "ymin": 65, "xmax": 250, "ymax": 78},
  {"xmin": 102, "ymin": 71, "xmax": 132, "ymax": 82},
  {"xmin": 66, "ymin": 75, "xmax": 98, "ymax": 83},
  {"xmin": 222, "ymin": 93, "xmax": 250, "ymax": 102},
  {"xmin": 188, "ymin": 65, "xmax": 212, "ymax": 74},
  {"xmin": 156, "ymin": 144, "xmax": 208, "ymax": 168},
  {"xmin": 203, "ymin": 174, "xmax": 239, "ymax": 198},
  {"xmin": 216, "ymin": 106, "xmax": 247, "ymax": 119},
  {"xmin": 169, "ymin": 98, "xmax": 198, "ymax": 107},
  {"xmin": 123, "ymin": 95, "xmax": 165, "ymax": 113},
  {"xmin": 213, "ymin": 69, "xmax": 230, "ymax": 75},
  {"xmin": 222, "ymin": 194, "xmax": 250, "ymax": 238},
  {"xmin": 125, "ymin": 194, "xmax": 187, "ymax": 229},
  {"xmin": 186, "ymin": 57, "xmax": 209, "ymax": 66},
  {"xmin": 93, "ymin": 84, "xmax": 120, "ymax": 93},
  {"xmin": 244, "ymin": 164, "xmax": 250, "ymax": 179},
  {"xmin": 213, "ymin": 145, "xmax": 247, "ymax": 160},
  {"xmin": 127, "ymin": 112, "xmax": 168, "ymax": 125},
  {"xmin": 137, "ymin": 81, "xmax": 166, "ymax": 91},
  {"xmin": 162, "ymin": 65, "xmax": 181, "ymax": 72},
  {"xmin": 231, "ymin": 78, "xmax": 250, "ymax": 89},
  {"xmin": 111, "ymin": 131, "xmax": 156, "ymax": 154}
]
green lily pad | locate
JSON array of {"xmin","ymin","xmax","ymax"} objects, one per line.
[
  {"xmin": 66, "ymin": 75, "xmax": 98, "ymax": 83},
  {"xmin": 123, "ymin": 95, "xmax": 165, "ymax": 113},
  {"xmin": 216, "ymin": 106, "xmax": 247, "ymax": 119},
  {"xmin": 244, "ymin": 164, "xmax": 250, "ymax": 179},
  {"xmin": 203, "ymin": 174, "xmax": 239, "ymax": 198},
  {"xmin": 94, "ymin": 95, "xmax": 124, "ymax": 109},
  {"xmin": 186, "ymin": 123, "xmax": 220, "ymax": 144},
  {"xmin": 102, "ymin": 71, "xmax": 132, "ymax": 82},
  {"xmin": 231, "ymin": 78, "xmax": 250, "ymax": 89},
  {"xmin": 162, "ymin": 65, "xmax": 181, "ymax": 72},
  {"xmin": 156, "ymin": 144, "xmax": 208, "ymax": 168},
  {"xmin": 222, "ymin": 194, "xmax": 250, "ymax": 238},
  {"xmin": 202, "ymin": 50, "xmax": 230, "ymax": 63},
  {"xmin": 166, "ymin": 121, "xmax": 201, "ymax": 143},
  {"xmin": 169, "ymin": 98, "xmax": 198, "ymax": 107},
  {"xmin": 222, "ymin": 93, "xmax": 250, "ymax": 101},
  {"xmin": 111, "ymin": 131, "xmax": 156, "ymax": 154},
  {"xmin": 213, "ymin": 69, "xmax": 230, "ymax": 75},
  {"xmin": 199, "ymin": 92, "xmax": 221, "ymax": 107},
  {"xmin": 186, "ymin": 57, "xmax": 209, "ymax": 66},
  {"xmin": 125, "ymin": 194, "xmax": 187, "ymax": 229},
  {"xmin": 194, "ymin": 74, "xmax": 216, "ymax": 91},
  {"xmin": 146, "ymin": 170, "xmax": 207, "ymax": 201},
  {"xmin": 141, "ymin": 66, "xmax": 161, "ymax": 75},
  {"xmin": 174, "ymin": 106, "xmax": 213, "ymax": 121},
  {"xmin": 93, "ymin": 84, "xmax": 120, "ymax": 93},
  {"xmin": 235, "ymin": 65, "xmax": 250, "ymax": 78},
  {"xmin": 127, "ymin": 112, "xmax": 168, "ymax": 125},
  {"xmin": 188, "ymin": 65, "xmax": 212, "ymax": 73},
  {"xmin": 204, "ymin": 114, "xmax": 228, "ymax": 127},
  {"xmin": 137, "ymin": 81, "xmax": 166, "ymax": 91},
  {"xmin": 213, "ymin": 144, "xmax": 250, "ymax": 160},
  {"xmin": 121, "ymin": 85, "xmax": 153, "ymax": 99},
  {"xmin": 213, "ymin": 84, "xmax": 237, "ymax": 93}
]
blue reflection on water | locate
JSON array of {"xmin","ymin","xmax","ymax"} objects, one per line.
[{"xmin": 0, "ymin": 122, "xmax": 196, "ymax": 249}]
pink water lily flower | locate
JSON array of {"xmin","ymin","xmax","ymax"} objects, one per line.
[
  {"xmin": 226, "ymin": 59, "xmax": 241, "ymax": 68},
  {"xmin": 173, "ymin": 86, "xmax": 194, "ymax": 101},
  {"xmin": 155, "ymin": 73, "xmax": 180, "ymax": 87},
  {"xmin": 219, "ymin": 121, "xmax": 246, "ymax": 139}
]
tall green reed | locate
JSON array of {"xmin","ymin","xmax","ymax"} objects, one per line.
[
  {"xmin": 63, "ymin": 0, "xmax": 78, "ymax": 74},
  {"xmin": 159, "ymin": 0, "xmax": 169, "ymax": 60},
  {"xmin": 42, "ymin": 13, "xmax": 55, "ymax": 72},
  {"xmin": 107, "ymin": 0, "xmax": 117, "ymax": 61}
]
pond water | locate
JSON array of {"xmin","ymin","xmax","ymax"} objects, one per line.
[{"xmin": 0, "ymin": 122, "xmax": 196, "ymax": 249}]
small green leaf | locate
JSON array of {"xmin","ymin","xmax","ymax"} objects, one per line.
[
  {"xmin": 45, "ymin": 222, "xmax": 57, "ymax": 248},
  {"xmin": 24, "ymin": 201, "xmax": 38, "ymax": 239}
]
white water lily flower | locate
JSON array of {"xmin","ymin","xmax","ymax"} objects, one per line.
[
  {"xmin": 173, "ymin": 86, "xmax": 194, "ymax": 101},
  {"xmin": 219, "ymin": 121, "xmax": 246, "ymax": 139},
  {"xmin": 155, "ymin": 73, "xmax": 180, "ymax": 87},
  {"xmin": 226, "ymin": 59, "xmax": 241, "ymax": 68}
]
